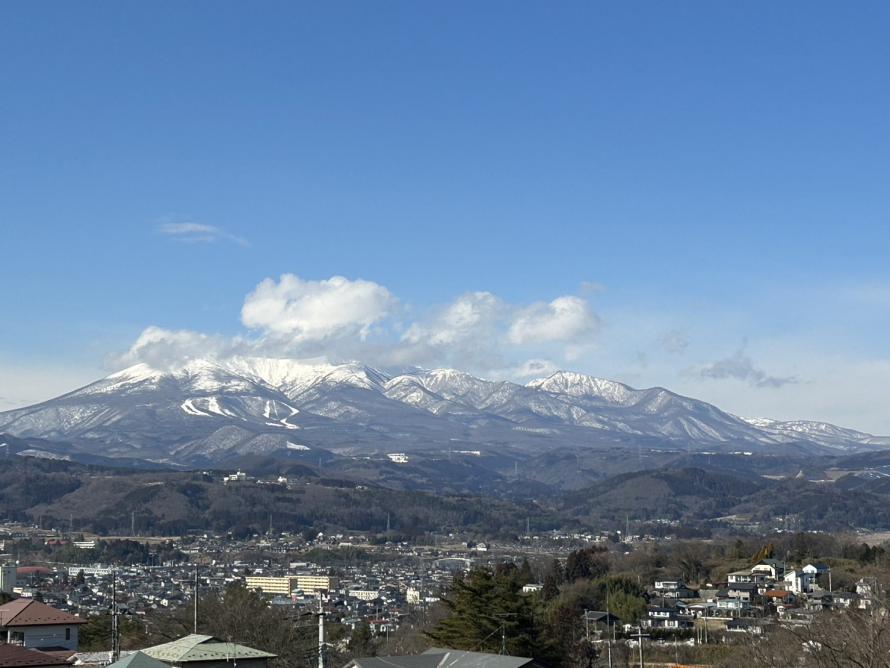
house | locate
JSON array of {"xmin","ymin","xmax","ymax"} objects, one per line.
[
  {"xmin": 855, "ymin": 579, "xmax": 876, "ymax": 609},
  {"xmin": 582, "ymin": 610, "xmax": 620, "ymax": 631},
  {"xmin": 724, "ymin": 582, "xmax": 759, "ymax": 602},
  {"xmin": 802, "ymin": 563, "xmax": 829, "ymax": 576},
  {"xmin": 344, "ymin": 648, "xmax": 544, "ymax": 668},
  {"xmin": 641, "ymin": 607, "xmax": 693, "ymax": 630},
  {"xmin": 763, "ymin": 590, "xmax": 794, "ymax": 606},
  {"xmin": 0, "ymin": 645, "xmax": 72, "ymax": 668},
  {"xmin": 715, "ymin": 597, "xmax": 747, "ymax": 612},
  {"xmin": 751, "ymin": 560, "xmax": 785, "ymax": 580},
  {"xmin": 726, "ymin": 571, "xmax": 769, "ymax": 585},
  {"xmin": 726, "ymin": 618, "xmax": 765, "ymax": 635},
  {"xmin": 783, "ymin": 570, "xmax": 814, "ymax": 595},
  {"xmin": 0, "ymin": 599, "xmax": 86, "ymax": 651},
  {"xmin": 653, "ymin": 580, "xmax": 697, "ymax": 599},
  {"xmin": 140, "ymin": 635, "xmax": 275, "ymax": 668}
]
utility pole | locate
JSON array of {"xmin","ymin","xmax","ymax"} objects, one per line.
[
  {"xmin": 386, "ymin": 513, "xmax": 390, "ymax": 533},
  {"xmin": 111, "ymin": 570, "xmax": 120, "ymax": 662},
  {"xmin": 317, "ymin": 601, "xmax": 325, "ymax": 668},
  {"xmin": 629, "ymin": 627, "xmax": 649, "ymax": 668},
  {"xmin": 193, "ymin": 565, "xmax": 199, "ymax": 634},
  {"xmin": 131, "ymin": 512, "xmax": 135, "ymax": 537},
  {"xmin": 606, "ymin": 589, "xmax": 613, "ymax": 668}
]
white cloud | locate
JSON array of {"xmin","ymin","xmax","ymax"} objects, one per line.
[
  {"xmin": 508, "ymin": 296, "xmax": 600, "ymax": 345},
  {"xmin": 107, "ymin": 276, "xmax": 603, "ymax": 389},
  {"xmin": 401, "ymin": 292, "xmax": 503, "ymax": 346},
  {"xmin": 157, "ymin": 221, "xmax": 249, "ymax": 247},
  {"xmin": 241, "ymin": 274, "xmax": 396, "ymax": 343},
  {"xmin": 504, "ymin": 358, "xmax": 559, "ymax": 380},
  {"xmin": 114, "ymin": 326, "xmax": 238, "ymax": 369}
]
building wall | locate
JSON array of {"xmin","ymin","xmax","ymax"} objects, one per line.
[
  {"xmin": 2, "ymin": 624, "xmax": 79, "ymax": 651},
  {"xmin": 0, "ymin": 565, "xmax": 16, "ymax": 594},
  {"xmin": 296, "ymin": 575, "xmax": 338, "ymax": 592},
  {"xmin": 245, "ymin": 574, "xmax": 339, "ymax": 596},
  {"xmin": 244, "ymin": 576, "xmax": 299, "ymax": 596}
]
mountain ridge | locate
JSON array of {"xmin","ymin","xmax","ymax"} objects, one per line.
[{"xmin": 0, "ymin": 356, "xmax": 885, "ymax": 466}]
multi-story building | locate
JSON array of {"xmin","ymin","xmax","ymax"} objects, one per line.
[
  {"xmin": 0, "ymin": 565, "xmax": 15, "ymax": 595},
  {"xmin": 244, "ymin": 575, "xmax": 339, "ymax": 596}
]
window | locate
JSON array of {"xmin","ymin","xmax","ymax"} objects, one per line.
[{"xmin": 65, "ymin": 628, "xmax": 71, "ymax": 641}]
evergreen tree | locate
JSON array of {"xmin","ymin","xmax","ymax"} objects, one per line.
[
  {"xmin": 564, "ymin": 547, "xmax": 610, "ymax": 583},
  {"xmin": 427, "ymin": 568, "xmax": 552, "ymax": 661},
  {"xmin": 348, "ymin": 622, "xmax": 375, "ymax": 657}
]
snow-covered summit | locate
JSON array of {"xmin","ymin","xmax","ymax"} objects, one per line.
[
  {"xmin": 527, "ymin": 371, "xmax": 636, "ymax": 405},
  {"xmin": 3, "ymin": 355, "xmax": 886, "ymax": 465}
]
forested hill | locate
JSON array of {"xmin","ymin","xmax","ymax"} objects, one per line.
[
  {"xmin": 0, "ymin": 458, "xmax": 555, "ymax": 538},
  {"xmin": 5, "ymin": 458, "xmax": 890, "ymax": 537}
]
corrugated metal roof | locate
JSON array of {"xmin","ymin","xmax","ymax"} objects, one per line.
[{"xmin": 141, "ymin": 635, "xmax": 276, "ymax": 663}]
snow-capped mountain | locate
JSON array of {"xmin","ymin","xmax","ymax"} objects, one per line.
[
  {"xmin": 740, "ymin": 417, "xmax": 890, "ymax": 450},
  {"xmin": 0, "ymin": 357, "xmax": 885, "ymax": 466}
]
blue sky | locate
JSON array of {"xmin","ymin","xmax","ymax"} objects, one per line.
[{"xmin": 1, "ymin": 2, "xmax": 889, "ymax": 431}]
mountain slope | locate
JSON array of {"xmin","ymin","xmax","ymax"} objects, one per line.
[{"xmin": 0, "ymin": 357, "xmax": 885, "ymax": 466}]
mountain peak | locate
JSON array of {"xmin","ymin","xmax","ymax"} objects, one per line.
[{"xmin": 526, "ymin": 371, "xmax": 636, "ymax": 404}]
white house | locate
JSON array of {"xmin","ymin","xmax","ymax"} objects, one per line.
[{"xmin": 783, "ymin": 570, "xmax": 814, "ymax": 595}]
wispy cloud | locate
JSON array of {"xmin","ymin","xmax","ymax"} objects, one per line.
[
  {"xmin": 659, "ymin": 329, "xmax": 689, "ymax": 354},
  {"xmin": 157, "ymin": 221, "xmax": 250, "ymax": 247},
  {"xmin": 695, "ymin": 347, "xmax": 797, "ymax": 388}
]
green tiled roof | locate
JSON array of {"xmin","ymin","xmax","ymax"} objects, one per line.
[
  {"xmin": 141, "ymin": 635, "xmax": 276, "ymax": 663},
  {"xmin": 108, "ymin": 651, "xmax": 171, "ymax": 668}
]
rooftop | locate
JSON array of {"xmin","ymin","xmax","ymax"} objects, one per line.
[
  {"xmin": 141, "ymin": 635, "xmax": 276, "ymax": 663},
  {"xmin": 0, "ymin": 600, "xmax": 86, "ymax": 628},
  {"xmin": 0, "ymin": 646, "xmax": 72, "ymax": 668}
]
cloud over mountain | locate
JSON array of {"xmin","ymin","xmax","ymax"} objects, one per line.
[
  {"xmin": 117, "ymin": 274, "xmax": 602, "ymax": 378},
  {"xmin": 241, "ymin": 274, "xmax": 396, "ymax": 343}
]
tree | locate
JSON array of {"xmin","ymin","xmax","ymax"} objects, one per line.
[
  {"xmin": 518, "ymin": 558, "xmax": 534, "ymax": 585},
  {"xmin": 348, "ymin": 622, "xmax": 375, "ymax": 657},
  {"xmin": 752, "ymin": 543, "xmax": 775, "ymax": 562},
  {"xmin": 721, "ymin": 600, "xmax": 890, "ymax": 668},
  {"xmin": 427, "ymin": 568, "xmax": 553, "ymax": 662},
  {"xmin": 564, "ymin": 548, "xmax": 610, "ymax": 583},
  {"xmin": 145, "ymin": 584, "xmax": 317, "ymax": 668},
  {"xmin": 79, "ymin": 614, "xmax": 145, "ymax": 651}
]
